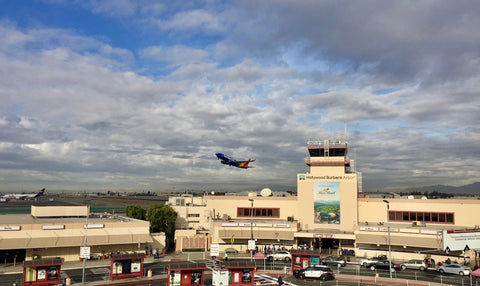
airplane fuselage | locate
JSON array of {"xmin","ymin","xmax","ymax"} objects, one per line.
[
  {"xmin": 1, "ymin": 188, "xmax": 45, "ymax": 200},
  {"xmin": 215, "ymin": 153, "xmax": 255, "ymax": 169}
]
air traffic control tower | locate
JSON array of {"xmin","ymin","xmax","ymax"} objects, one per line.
[{"xmin": 295, "ymin": 139, "xmax": 358, "ymax": 247}]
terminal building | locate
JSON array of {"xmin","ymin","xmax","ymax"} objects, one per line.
[
  {"xmin": 0, "ymin": 205, "xmax": 164, "ymax": 262},
  {"xmin": 171, "ymin": 139, "xmax": 480, "ymax": 265}
]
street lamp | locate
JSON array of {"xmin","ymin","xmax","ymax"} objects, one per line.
[
  {"xmin": 382, "ymin": 199, "xmax": 392, "ymax": 279},
  {"xmin": 248, "ymin": 199, "xmax": 254, "ymax": 262}
]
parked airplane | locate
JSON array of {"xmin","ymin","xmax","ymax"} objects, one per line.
[
  {"xmin": 2, "ymin": 188, "xmax": 45, "ymax": 200},
  {"xmin": 215, "ymin": 153, "xmax": 256, "ymax": 169}
]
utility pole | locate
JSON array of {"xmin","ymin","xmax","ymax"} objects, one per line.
[
  {"xmin": 383, "ymin": 200, "xmax": 392, "ymax": 279},
  {"xmin": 249, "ymin": 198, "xmax": 254, "ymax": 262}
]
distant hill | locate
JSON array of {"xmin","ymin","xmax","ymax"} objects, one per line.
[{"xmin": 403, "ymin": 182, "xmax": 480, "ymax": 195}]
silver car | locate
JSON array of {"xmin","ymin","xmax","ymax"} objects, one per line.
[
  {"xmin": 400, "ymin": 259, "xmax": 427, "ymax": 271},
  {"xmin": 437, "ymin": 263, "xmax": 471, "ymax": 276},
  {"xmin": 266, "ymin": 250, "xmax": 292, "ymax": 262}
]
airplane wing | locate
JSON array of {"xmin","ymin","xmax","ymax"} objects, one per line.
[{"xmin": 236, "ymin": 160, "xmax": 256, "ymax": 164}]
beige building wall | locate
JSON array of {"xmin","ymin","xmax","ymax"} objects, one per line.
[
  {"xmin": 207, "ymin": 196, "xmax": 298, "ymax": 248},
  {"xmin": 150, "ymin": 232, "xmax": 166, "ymax": 251},
  {"xmin": 358, "ymin": 198, "xmax": 480, "ymax": 227},
  {"xmin": 297, "ymin": 169, "xmax": 358, "ymax": 233},
  {"xmin": 207, "ymin": 195, "xmax": 297, "ymax": 221},
  {"xmin": 172, "ymin": 204, "xmax": 211, "ymax": 231},
  {"xmin": 175, "ymin": 229, "xmax": 209, "ymax": 252},
  {"xmin": 170, "ymin": 195, "xmax": 300, "ymax": 252},
  {"xmin": 31, "ymin": 205, "xmax": 89, "ymax": 217}
]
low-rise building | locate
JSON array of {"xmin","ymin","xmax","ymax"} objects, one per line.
[{"xmin": 0, "ymin": 205, "xmax": 159, "ymax": 262}]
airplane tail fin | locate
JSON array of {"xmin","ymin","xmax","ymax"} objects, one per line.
[
  {"xmin": 239, "ymin": 158, "xmax": 256, "ymax": 168},
  {"xmin": 35, "ymin": 188, "xmax": 45, "ymax": 198}
]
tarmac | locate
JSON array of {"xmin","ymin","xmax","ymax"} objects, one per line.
[{"xmin": 1, "ymin": 253, "xmax": 445, "ymax": 286}]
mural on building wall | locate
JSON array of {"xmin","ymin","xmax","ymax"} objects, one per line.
[{"xmin": 314, "ymin": 181, "xmax": 340, "ymax": 224}]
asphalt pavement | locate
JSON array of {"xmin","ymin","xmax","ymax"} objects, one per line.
[{"xmin": 0, "ymin": 253, "xmax": 448, "ymax": 286}]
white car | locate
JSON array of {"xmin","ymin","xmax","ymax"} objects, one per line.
[
  {"xmin": 266, "ymin": 250, "xmax": 292, "ymax": 262},
  {"xmin": 360, "ymin": 257, "xmax": 383, "ymax": 266},
  {"xmin": 437, "ymin": 263, "xmax": 471, "ymax": 276},
  {"xmin": 297, "ymin": 265, "xmax": 335, "ymax": 281}
]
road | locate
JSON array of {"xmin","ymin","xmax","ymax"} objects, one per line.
[{"xmin": 2, "ymin": 258, "xmax": 479, "ymax": 286}]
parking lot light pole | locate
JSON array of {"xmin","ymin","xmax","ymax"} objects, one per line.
[
  {"xmin": 249, "ymin": 198, "xmax": 254, "ymax": 262},
  {"xmin": 383, "ymin": 199, "xmax": 392, "ymax": 279}
]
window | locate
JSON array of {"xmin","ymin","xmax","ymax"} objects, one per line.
[
  {"xmin": 389, "ymin": 212, "xmax": 395, "ymax": 221},
  {"xmin": 187, "ymin": 214, "xmax": 200, "ymax": 217},
  {"xmin": 439, "ymin": 213, "xmax": 446, "ymax": 223},
  {"xmin": 446, "ymin": 213, "xmax": 454, "ymax": 223},
  {"xmin": 416, "ymin": 212, "xmax": 424, "ymax": 221},
  {"xmin": 424, "ymin": 212, "xmax": 431, "ymax": 222},
  {"xmin": 237, "ymin": 207, "xmax": 280, "ymax": 218},
  {"xmin": 175, "ymin": 198, "xmax": 185, "ymax": 206},
  {"xmin": 410, "ymin": 212, "xmax": 416, "ymax": 221},
  {"xmin": 395, "ymin": 212, "xmax": 402, "ymax": 220},
  {"xmin": 389, "ymin": 211, "xmax": 453, "ymax": 224}
]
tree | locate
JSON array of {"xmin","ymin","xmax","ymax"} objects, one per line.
[
  {"xmin": 126, "ymin": 205, "xmax": 146, "ymax": 220},
  {"xmin": 147, "ymin": 204, "xmax": 177, "ymax": 250}
]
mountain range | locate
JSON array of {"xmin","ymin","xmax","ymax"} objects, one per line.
[{"xmin": 403, "ymin": 182, "xmax": 480, "ymax": 195}]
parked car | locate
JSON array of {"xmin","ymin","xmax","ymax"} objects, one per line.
[
  {"xmin": 266, "ymin": 250, "xmax": 292, "ymax": 262},
  {"xmin": 400, "ymin": 259, "xmax": 428, "ymax": 271},
  {"xmin": 320, "ymin": 256, "xmax": 346, "ymax": 267},
  {"xmin": 224, "ymin": 248, "xmax": 238, "ymax": 253},
  {"xmin": 366, "ymin": 260, "xmax": 400, "ymax": 272},
  {"xmin": 296, "ymin": 265, "xmax": 335, "ymax": 281},
  {"xmin": 437, "ymin": 263, "xmax": 471, "ymax": 276},
  {"xmin": 360, "ymin": 256, "xmax": 386, "ymax": 266}
]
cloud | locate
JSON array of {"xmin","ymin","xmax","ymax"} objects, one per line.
[
  {"xmin": 156, "ymin": 8, "xmax": 228, "ymax": 34},
  {"xmin": 140, "ymin": 45, "xmax": 210, "ymax": 67},
  {"xmin": 1, "ymin": 1, "xmax": 480, "ymax": 193}
]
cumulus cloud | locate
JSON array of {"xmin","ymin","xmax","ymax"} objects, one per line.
[{"xmin": 0, "ymin": 1, "xmax": 479, "ymax": 192}]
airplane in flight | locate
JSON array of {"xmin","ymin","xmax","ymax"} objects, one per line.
[
  {"xmin": 215, "ymin": 153, "xmax": 256, "ymax": 169},
  {"xmin": 1, "ymin": 188, "xmax": 46, "ymax": 200}
]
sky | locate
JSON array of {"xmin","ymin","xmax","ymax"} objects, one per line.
[{"xmin": 1, "ymin": 1, "xmax": 480, "ymax": 194}]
